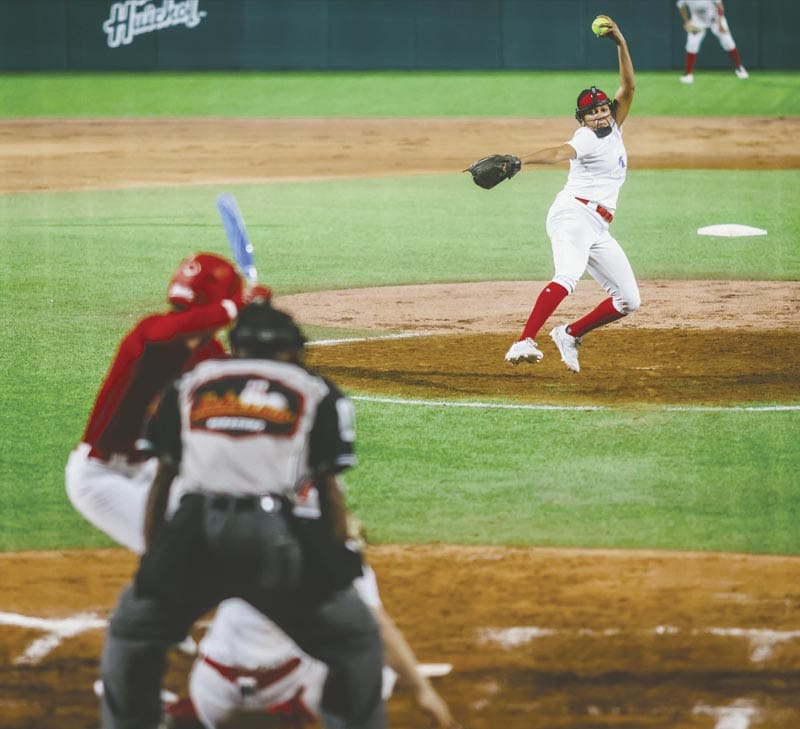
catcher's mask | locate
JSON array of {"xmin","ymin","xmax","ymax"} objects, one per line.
[
  {"xmin": 575, "ymin": 86, "xmax": 615, "ymax": 138},
  {"xmin": 230, "ymin": 301, "xmax": 307, "ymax": 359},
  {"xmin": 167, "ymin": 252, "xmax": 242, "ymax": 310}
]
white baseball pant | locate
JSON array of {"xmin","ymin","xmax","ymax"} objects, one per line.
[
  {"xmin": 686, "ymin": 20, "xmax": 737, "ymax": 53},
  {"xmin": 546, "ymin": 196, "xmax": 640, "ymax": 315},
  {"xmin": 65, "ymin": 443, "xmax": 156, "ymax": 554},
  {"xmin": 190, "ymin": 652, "xmax": 328, "ymax": 728}
]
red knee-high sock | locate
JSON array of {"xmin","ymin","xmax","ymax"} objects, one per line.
[
  {"xmin": 568, "ymin": 297, "xmax": 625, "ymax": 338},
  {"xmin": 728, "ymin": 48, "xmax": 742, "ymax": 68},
  {"xmin": 519, "ymin": 282, "xmax": 569, "ymax": 341},
  {"xmin": 685, "ymin": 52, "xmax": 697, "ymax": 74}
]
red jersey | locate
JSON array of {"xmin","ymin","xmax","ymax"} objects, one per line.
[{"xmin": 81, "ymin": 303, "xmax": 236, "ymax": 460}]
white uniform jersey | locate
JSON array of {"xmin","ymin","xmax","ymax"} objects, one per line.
[
  {"xmin": 560, "ymin": 123, "xmax": 627, "ymax": 211},
  {"xmin": 146, "ymin": 357, "xmax": 356, "ymax": 500},
  {"xmin": 677, "ymin": 0, "xmax": 720, "ymax": 29}
]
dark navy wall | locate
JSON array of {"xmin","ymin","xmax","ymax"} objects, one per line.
[{"xmin": 0, "ymin": 0, "xmax": 794, "ymax": 71}]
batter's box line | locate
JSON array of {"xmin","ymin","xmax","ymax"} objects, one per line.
[
  {"xmin": 479, "ymin": 625, "xmax": 800, "ymax": 662},
  {"xmin": 0, "ymin": 610, "xmax": 107, "ymax": 665}
]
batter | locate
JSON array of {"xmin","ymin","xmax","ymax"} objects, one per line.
[
  {"xmin": 503, "ymin": 15, "xmax": 639, "ymax": 373},
  {"xmin": 65, "ymin": 252, "xmax": 256, "ymax": 552}
]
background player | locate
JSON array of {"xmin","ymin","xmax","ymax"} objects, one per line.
[
  {"xmin": 65, "ymin": 252, "xmax": 269, "ymax": 553},
  {"xmin": 677, "ymin": 0, "xmax": 748, "ymax": 83},
  {"xmin": 500, "ymin": 15, "xmax": 639, "ymax": 373}
]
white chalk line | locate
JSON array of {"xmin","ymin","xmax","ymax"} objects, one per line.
[
  {"xmin": 694, "ymin": 700, "xmax": 760, "ymax": 729},
  {"xmin": 310, "ymin": 332, "xmax": 435, "ymax": 346},
  {"xmin": 707, "ymin": 627, "xmax": 800, "ymax": 662},
  {"xmin": 353, "ymin": 394, "xmax": 603, "ymax": 411},
  {"xmin": 0, "ymin": 610, "xmax": 107, "ymax": 665},
  {"xmin": 351, "ymin": 394, "xmax": 800, "ymax": 413},
  {"xmin": 0, "ymin": 610, "xmax": 451, "ymax": 681},
  {"xmin": 4, "ymin": 609, "xmax": 798, "ymax": 669},
  {"xmin": 480, "ymin": 625, "xmax": 800, "ymax": 662}
]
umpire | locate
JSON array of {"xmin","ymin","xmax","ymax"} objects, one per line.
[{"xmin": 99, "ymin": 301, "xmax": 385, "ymax": 729}]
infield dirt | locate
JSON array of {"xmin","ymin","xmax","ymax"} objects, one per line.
[{"xmin": 1, "ymin": 117, "xmax": 798, "ymax": 728}]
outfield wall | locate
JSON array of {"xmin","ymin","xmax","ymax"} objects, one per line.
[{"xmin": 0, "ymin": 0, "xmax": 796, "ymax": 71}]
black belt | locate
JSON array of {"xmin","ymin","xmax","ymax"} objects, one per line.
[{"xmin": 183, "ymin": 493, "xmax": 281, "ymax": 512}]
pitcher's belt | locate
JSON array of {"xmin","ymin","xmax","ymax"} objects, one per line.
[{"xmin": 575, "ymin": 197, "xmax": 614, "ymax": 223}]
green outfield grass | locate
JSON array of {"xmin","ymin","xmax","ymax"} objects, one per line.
[
  {"xmin": 348, "ymin": 401, "xmax": 800, "ymax": 554},
  {"xmin": 1, "ymin": 70, "xmax": 799, "ymax": 117},
  {"xmin": 1, "ymin": 71, "xmax": 798, "ymax": 555},
  {"xmin": 1, "ymin": 170, "xmax": 798, "ymax": 554},
  {"xmin": 2, "ymin": 171, "xmax": 797, "ymax": 299}
]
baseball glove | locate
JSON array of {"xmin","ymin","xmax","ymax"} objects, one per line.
[{"xmin": 465, "ymin": 154, "xmax": 522, "ymax": 190}]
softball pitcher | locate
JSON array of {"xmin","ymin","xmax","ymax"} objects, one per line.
[{"xmin": 501, "ymin": 15, "xmax": 639, "ymax": 373}]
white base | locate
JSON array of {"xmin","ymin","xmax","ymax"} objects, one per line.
[{"xmin": 697, "ymin": 224, "xmax": 768, "ymax": 238}]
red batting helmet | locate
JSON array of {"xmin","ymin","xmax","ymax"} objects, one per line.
[
  {"xmin": 575, "ymin": 86, "xmax": 613, "ymax": 121},
  {"xmin": 167, "ymin": 253, "xmax": 242, "ymax": 309}
]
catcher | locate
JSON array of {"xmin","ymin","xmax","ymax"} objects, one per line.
[{"xmin": 465, "ymin": 15, "xmax": 640, "ymax": 374}]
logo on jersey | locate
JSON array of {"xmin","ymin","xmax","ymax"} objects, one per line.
[
  {"xmin": 190, "ymin": 376, "xmax": 303, "ymax": 437},
  {"xmin": 619, "ymin": 155, "xmax": 626, "ymax": 168}
]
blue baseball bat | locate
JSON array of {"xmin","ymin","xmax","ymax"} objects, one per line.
[{"xmin": 216, "ymin": 193, "xmax": 258, "ymax": 284}]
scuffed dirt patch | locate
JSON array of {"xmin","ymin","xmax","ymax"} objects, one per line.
[{"xmin": 305, "ymin": 328, "xmax": 799, "ymax": 406}]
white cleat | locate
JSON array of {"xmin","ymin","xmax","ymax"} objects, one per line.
[
  {"xmin": 679, "ymin": 73, "xmax": 694, "ymax": 84},
  {"xmin": 504, "ymin": 338, "xmax": 544, "ymax": 366},
  {"xmin": 735, "ymin": 66, "xmax": 749, "ymax": 79},
  {"xmin": 549, "ymin": 325, "xmax": 582, "ymax": 373}
]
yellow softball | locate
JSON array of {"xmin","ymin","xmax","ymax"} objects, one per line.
[{"xmin": 591, "ymin": 15, "xmax": 611, "ymax": 37}]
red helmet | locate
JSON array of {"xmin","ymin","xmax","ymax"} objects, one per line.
[
  {"xmin": 575, "ymin": 86, "xmax": 613, "ymax": 121},
  {"xmin": 167, "ymin": 253, "xmax": 242, "ymax": 309}
]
